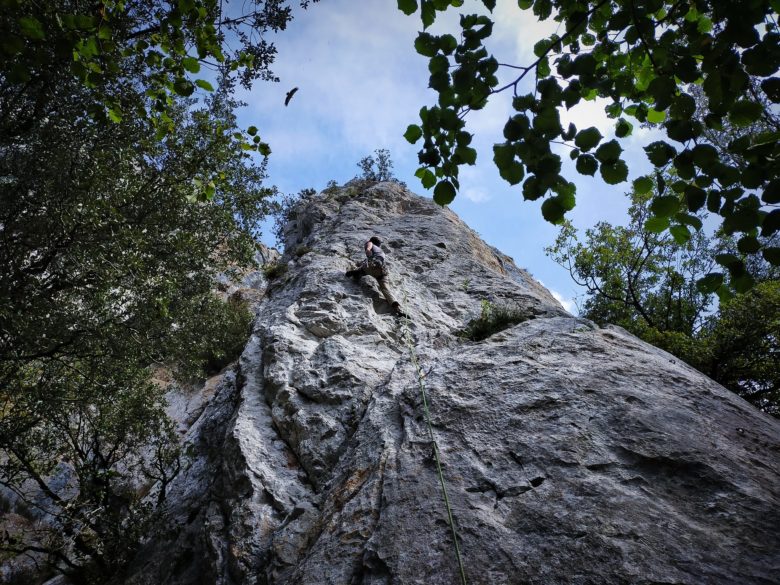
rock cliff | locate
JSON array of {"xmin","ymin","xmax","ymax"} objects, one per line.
[{"xmin": 125, "ymin": 182, "xmax": 780, "ymax": 585}]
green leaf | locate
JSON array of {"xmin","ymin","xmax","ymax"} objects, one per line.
[
  {"xmin": 415, "ymin": 167, "xmax": 436, "ymax": 189},
  {"xmin": 414, "ymin": 33, "xmax": 438, "ymax": 57},
  {"xmin": 247, "ymin": 126, "xmax": 258, "ymax": 136},
  {"xmin": 576, "ymin": 154, "xmax": 598, "ymax": 176},
  {"xmin": 533, "ymin": 107, "xmax": 561, "ymax": 135},
  {"xmin": 669, "ymin": 225, "xmax": 691, "ymax": 244},
  {"xmin": 493, "ymin": 142, "xmax": 516, "ymax": 169},
  {"xmin": 404, "ymin": 124, "xmax": 423, "ymax": 143},
  {"xmin": 397, "ymin": 0, "xmax": 418, "ymax": 15},
  {"xmin": 633, "ymin": 176, "xmax": 653, "ymax": 194},
  {"xmin": 725, "ymin": 207, "xmax": 762, "ymax": 234},
  {"xmin": 600, "ymin": 160, "xmax": 628, "ymax": 184},
  {"xmin": 645, "ymin": 216, "xmax": 670, "ymax": 233},
  {"xmin": 534, "ymin": 38, "xmax": 552, "ymax": 58},
  {"xmin": 729, "ymin": 100, "xmax": 763, "ymax": 126},
  {"xmin": 648, "ymin": 76, "xmax": 676, "ymax": 110},
  {"xmin": 429, "ymin": 54, "xmax": 449, "ymax": 74},
  {"xmin": 715, "ymin": 253, "xmax": 741, "ymax": 268},
  {"xmin": 455, "ymin": 145, "xmax": 477, "ymax": 165},
  {"xmin": 574, "ymin": 127, "xmax": 602, "ymax": 151},
  {"xmin": 182, "ymin": 57, "xmax": 200, "ymax": 73},
  {"xmin": 763, "ymin": 247, "xmax": 780, "ymax": 265},
  {"xmin": 761, "ymin": 77, "xmax": 780, "ymax": 103},
  {"xmin": 503, "ymin": 114, "xmax": 529, "ymax": 140},
  {"xmin": 675, "ymin": 213, "xmax": 703, "ymax": 231},
  {"xmin": 541, "ymin": 196, "xmax": 568, "ymax": 224},
  {"xmin": 691, "ymin": 144, "xmax": 718, "ymax": 169},
  {"xmin": 732, "ymin": 273, "xmax": 755, "ymax": 294},
  {"xmin": 646, "ymin": 109, "xmax": 666, "ymax": 123},
  {"xmin": 594, "ymin": 140, "xmax": 622, "ymax": 164},
  {"xmin": 763, "ymin": 179, "xmax": 780, "ymax": 204},
  {"xmin": 421, "ymin": 1, "xmax": 435, "ymax": 27},
  {"xmin": 762, "ymin": 209, "xmax": 780, "ymax": 236},
  {"xmin": 650, "ymin": 196, "xmax": 680, "ymax": 217},
  {"xmin": 737, "ymin": 236, "xmax": 761, "ymax": 254},
  {"xmin": 107, "ymin": 106, "xmax": 123, "ymax": 123},
  {"xmin": 433, "ymin": 180, "xmax": 456, "ymax": 205},
  {"xmin": 644, "ymin": 141, "xmax": 677, "ymax": 166},
  {"xmin": 684, "ymin": 185, "xmax": 707, "ymax": 212},
  {"xmin": 499, "ymin": 161, "xmax": 525, "ymax": 185},
  {"xmin": 19, "ymin": 17, "xmax": 46, "ymax": 40},
  {"xmin": 537, "ymin": 56, "xmax": 551, "ymax": 78},
  {"xmin": 615, "ymin": 118, "xmax": 633, "ymax": 138},
  {"xmin": 173, "ymin": 78, "xmax": 194, "ymax": 96},
  {"xmin": 518, "ymin": 0, "xmax": 533, "ymax": 8},
  {"xmin": 195, "ymin": 79, "xmax": 214, "ymax": 91},
  {"xmin": 696, "ymin": 273, "xmax": 724, "ymax": 294}
]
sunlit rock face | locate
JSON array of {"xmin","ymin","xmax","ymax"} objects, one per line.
[{"xmin": 125, "ymin": 182, "xmax": 780, "ymax": 585}]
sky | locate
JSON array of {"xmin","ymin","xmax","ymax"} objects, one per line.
[{"xmin": 232, "ymin": 0, "xmax": 663, "ymax": 314}]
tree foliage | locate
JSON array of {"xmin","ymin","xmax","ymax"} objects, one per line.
[
  {"xmin": 401, "ymin": 0, "xmax": 780, "ymax": 289},
  {"xmin": 1, "ymin": 0, "xmax": 316, "ymax": 151},
  {"xmin": 357, "ymin": 148, "xmax": 401, "ymax": 183},
  {"xmin": 548, "ymin": 186, "xmax": 780, "ymax": 415},
  {"xmin": 0, "ymin": 0, "xmax": 308, "ymax": 579},
  {"xmin": 547, "ymin": 187, "xmax": 714, "ymax": 332}
]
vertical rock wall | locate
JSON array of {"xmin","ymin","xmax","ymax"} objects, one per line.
[{"xmin": 126, "ymin": 183, "xmax": 780, "ymax": 585}]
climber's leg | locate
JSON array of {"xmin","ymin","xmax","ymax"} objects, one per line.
[{"xmin": 376, "ymin": 276, "xmax": 397, "ymax": 307}]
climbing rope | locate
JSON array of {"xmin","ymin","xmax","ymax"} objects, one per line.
[{"xmin": 398, "ymin": 293, "xmax": 468, "ymax": 585}]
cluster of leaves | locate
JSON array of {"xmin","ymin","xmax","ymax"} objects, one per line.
[
  {"xmin": 460, "ymin": 299, "xmax": 532, "ymax": 341},
  {"xmin": 0, "ymin": 0, "xmax": 296, "ymax": 580},
  {"xmin": 548, "ymin": 187, "xmax": 779, "ymax": 415},
  {"xmin": 1, "ymin": 0, "xmax": 315, "ymax": 152},
  {"xmin": 400, "ymin": 0, "xmax": 780, "ymax": 291}
]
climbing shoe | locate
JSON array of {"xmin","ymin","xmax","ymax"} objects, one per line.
[
  {"xmin": 345, "ymin": 269, "xmax": 360, "ymax": 278},
  {"xmin": 392, "ymin": 302, "xmax": 410, "ymax": 319}
]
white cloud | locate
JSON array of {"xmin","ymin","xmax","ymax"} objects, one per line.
[
  {"xmin": 549, "ymin": 288, "xmax": 577, "ymax": 314},
  {"xmin": 463, "ymin": 187, "xmax": 491, "ymax": 203}
]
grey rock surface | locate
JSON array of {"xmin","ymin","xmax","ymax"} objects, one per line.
[{"xmin": 126, "ymin": 182, "xmax": 780, "ymax": 585}]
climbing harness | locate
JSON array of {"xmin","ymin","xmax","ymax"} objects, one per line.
[{"xmin": 398, "ymin": 291, "xmax": 468, "ymax": 585}]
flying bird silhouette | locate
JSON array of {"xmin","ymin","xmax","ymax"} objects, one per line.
[{"xmin": 284, "ymin": 87, "xmax": 299, "ymax": 106}]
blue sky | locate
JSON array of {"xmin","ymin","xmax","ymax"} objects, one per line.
[{"xmin": 233, "ymin": 0, "xmax": 663, "ymax": 313}]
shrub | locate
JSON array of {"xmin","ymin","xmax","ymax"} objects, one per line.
[
  {"xmin": 271, "ymin": 188, "xmax": 316, "ymax": 248},
  {"xmin": 201, "ymin": 297, "xmax": 253, "ymax": 376},
  {"xmin": 461, "ymin": 299, "xmax": 531, "ymax": 341},
  {"xmin": 262, "ymin": 261, "xmax": 288, "ymax": 280}
]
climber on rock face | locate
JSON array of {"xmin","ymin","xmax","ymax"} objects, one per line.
[{"xmin": 345, "ymin": 236, "xmax": 408, "ymax": 318}]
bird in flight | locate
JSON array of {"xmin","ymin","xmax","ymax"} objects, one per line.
[{"xmin": 285, "ymin": 87, "xmax": 299, "ymax": 106}]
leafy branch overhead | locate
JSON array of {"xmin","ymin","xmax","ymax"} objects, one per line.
[
  {"xmin": 2, "ymin": 0, "xmax": 318, "ymax": 155},
  {"xmin": 399, "ymin": 0, "xmax": 780, "ymax": 290}
]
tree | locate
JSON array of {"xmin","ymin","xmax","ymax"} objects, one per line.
[
  {"xmin": 705, "ymin": 281, "xmax": 780, "ymax": 414},
  {"xmin": 546, "ymin": 185, "xmax": 714, "ymax": 340},
  {"xmin": 547, "ymin": 187, "xmax": 779, "ymax": 416},
  {"xmin": 357, "ymin": 148, "xmax": 402, "ymax": 183},
  {"xmin": 399, "ymin": 0, "xmax": 780, "ymax": 291},
  {"xmin": 0, "ymin": 0, "xmax": 311, "ymax": 579}
]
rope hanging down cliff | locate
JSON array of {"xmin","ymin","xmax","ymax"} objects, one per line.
[{"xmin": 398, "ymin": 292, "xmax": 468, "ymax": 585}]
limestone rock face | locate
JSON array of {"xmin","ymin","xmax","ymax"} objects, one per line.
[{"xmin": 126, "ymin": 183, "xmax": 780, "ymax": 585}]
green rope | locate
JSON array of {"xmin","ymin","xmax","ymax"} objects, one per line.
[{"xmin": 399, "ymin": 296, "xmax": 468, "ymax": 585}]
